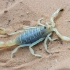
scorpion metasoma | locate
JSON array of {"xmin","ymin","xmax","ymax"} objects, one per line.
[{"xmin": 0, "ymin": 8, "xmax": 70, "ymax": 58}]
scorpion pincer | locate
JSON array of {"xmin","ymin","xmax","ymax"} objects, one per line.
[{"xmin": 0, "ymin": 8, "xmax": 70, "ymax": 58}]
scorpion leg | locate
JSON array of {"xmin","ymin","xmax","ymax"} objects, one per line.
[
  {"xmin": 48, "ymin": 37, "xmax": 58, "ymax": 41},
  {"xmin": 23, "ymin": 26, "xmax": 37, "ymax": 30},
  {"xmin": 38, "ymin": 18, "xmax": 45, "ymax": 26},
  {"xmin": 8, "ymin": 26, "xmax": 37, "ymax": 36},
  {"xmin": 29, "ymin": 38, "xmax": 44, "ymax": 57},
  {"xmin": 44, "ymin": 33, "xmax": 52, "ymax": 53},
  {"xmin": 11, "ymin": 44, "xmax": 31, "ymax": 58},
  {"xmin": 44, "ymin": 33, "xmax": 57, "ymax": 53},
  {"xmin": 8, "ymin": 30, "xmax": 24, "ymax": 36},
  {"xmin": 0, "ymin": 27, "xmax": 24, "ymax": 36},
  {"xmin": 50, "ymin": 8, "xmax": 63, "ymax": 27},
  {"xmin": 0, "ymin": 27, "xmax": 23, "ymax": 35}
]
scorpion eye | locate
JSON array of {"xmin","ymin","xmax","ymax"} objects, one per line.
[{"xmin": 44, "ymin": 26, "xmax": 46, "ymax": 29}]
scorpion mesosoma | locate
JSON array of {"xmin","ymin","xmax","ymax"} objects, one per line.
[{"xmin": 0, "ymin": 8, "xmax": 70, "ymax": 58}]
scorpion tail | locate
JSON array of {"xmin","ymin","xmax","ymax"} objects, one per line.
[
  {"xmin": 0, "ymin": 39, "xmax": 16, "ymax": 48},
  {"xmin": 0, "ymin": 41, "xmax": 6, "ymax": 48},
  {"xmin": 0, "ymin": 27, "xmax": 17, "ymax": 48},
  {"xmin": 0, "ymin": 27, "xmax": 6, "ymax": 35}
]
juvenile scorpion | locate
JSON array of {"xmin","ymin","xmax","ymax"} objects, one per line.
[{"xmin": 0, "ymin": 8, "xmax": 70, "ymax": 58}]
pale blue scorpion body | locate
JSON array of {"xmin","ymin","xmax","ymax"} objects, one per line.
[
  {"xmin": 10, "ymin": 26, "xmax": 52, "ymax": 58},
  {"xmin": 16, "ymin": 26, "xmax": 51, "ymax": 45}
]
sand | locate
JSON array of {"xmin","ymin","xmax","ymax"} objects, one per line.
[{"xmin": 0, "ymin": 0, "xmax": 70, "ymax": 70}]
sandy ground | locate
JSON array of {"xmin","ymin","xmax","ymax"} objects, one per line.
[{"xmin": 0, "ymin": 0, "xmax": 70, "ymax": 70}]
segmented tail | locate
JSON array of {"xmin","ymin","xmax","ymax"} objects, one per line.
[
  {"xmin": 0, "ymin": 27, "xmax": 16, "ymax": 48},
  {"xmin": 0, "ymin": 39, "xmax": 16, "ymax": 48}
]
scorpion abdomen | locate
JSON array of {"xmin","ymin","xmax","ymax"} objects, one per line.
[{"xmin": 15, "ymin": 26, "xmax": 50, "ymax": 45}]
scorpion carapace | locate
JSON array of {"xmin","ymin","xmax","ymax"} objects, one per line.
[{"xmin": 0, "ymin": 8, "xmax": 70, "ymax": 58}]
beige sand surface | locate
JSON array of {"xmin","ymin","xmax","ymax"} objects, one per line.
[{"xmin": 0, "ymin": 0, "xmax": 70, "ymax": 70}]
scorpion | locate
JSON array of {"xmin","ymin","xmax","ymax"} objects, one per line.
[{"xmin": 0, "ymin": 8, "xmax": 70, "ymax": 58}]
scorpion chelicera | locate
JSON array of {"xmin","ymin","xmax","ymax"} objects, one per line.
[{"xmin": 0, "ymin": 8, "xmax": 70, "ymax": 58}]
